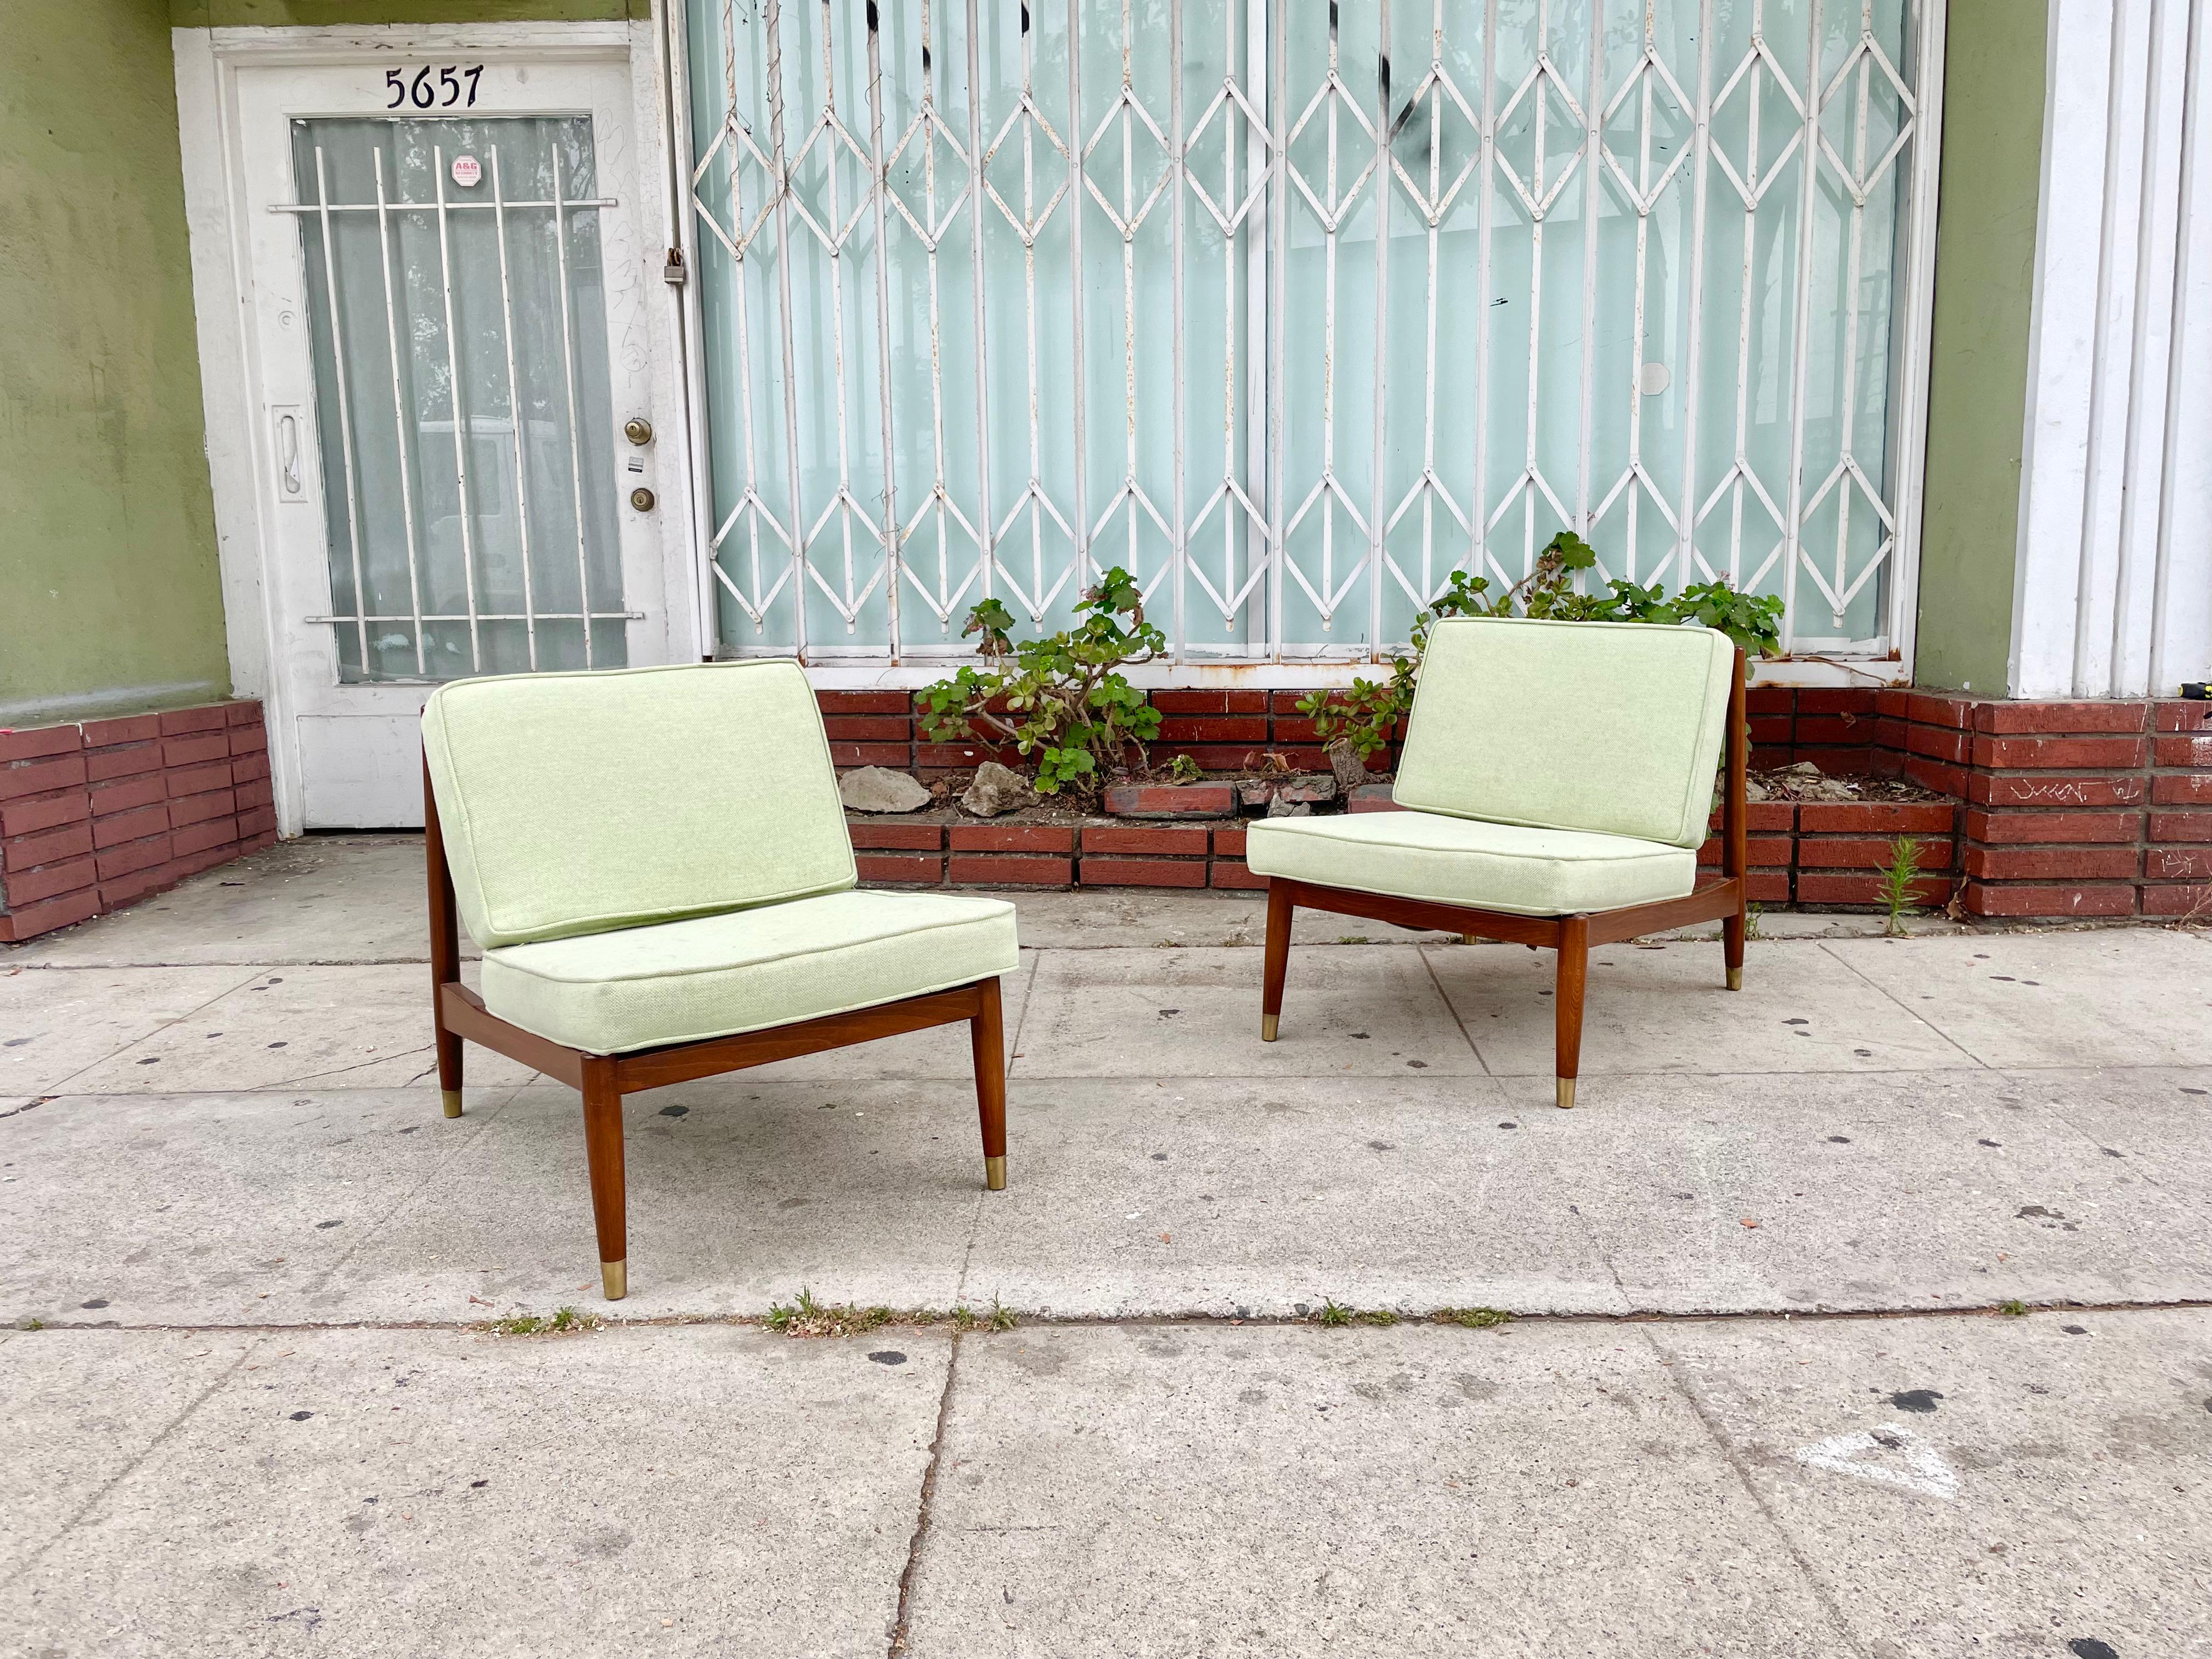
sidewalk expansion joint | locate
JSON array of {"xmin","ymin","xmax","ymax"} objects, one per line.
[{"xmin": 19, "ymin": 1295, "xmax": 2212, "ymax": 1338}]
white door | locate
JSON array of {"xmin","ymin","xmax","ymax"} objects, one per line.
[{"xmin": 232, "ymin": 49, "xmax": 686, "ymax": 826}]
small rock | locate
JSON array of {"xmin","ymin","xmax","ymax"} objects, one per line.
[
  {"xmin": 960, "ymin": 761, "xmax": 1038, "ymax": 818},
  {"xmin": 838, "ymin": 767, "xmax": 932, "ymax": 814},
  {"xmin": 1276, "ymin": 774, "xmax": 1338, "ymax": 805},
  {"xmin": 1266, "ymin": 796, "xmax": 1313, "ymax": 817},
  {"xmin": 1745, "ymin": 778, "xmax": 1770, "ymax": 802},
  {"xmin": 1787, "ymin": 759, "xmax": 1823, "ymax": 776}
]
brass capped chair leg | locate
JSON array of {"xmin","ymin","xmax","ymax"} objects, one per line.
[
  {"xmin": 984, "ymin": 1154, "xmax": 1008, "ymax": 1192},
  {"xmin": 1555, "ymin": 1077, "xmax": 1577, "ymax": 1110},
  {"xmin": 1726, "ymin": 967, "xmax": 1742, "ymax": 991},
  {"xmin": 442, "ymin": 1089, "xmax": 464, "ymax": 1119},
  {"xmin": 1461, "ymin": 933, "xmax": 1479, "ymax": 945},
  {"xmin": 1260, "ymin": 1013, "xmax": 1279, "ymax": 1042},
  {"xmin": 600, "ymin": 1259, "xmax": 627, "ymax": 1301}
]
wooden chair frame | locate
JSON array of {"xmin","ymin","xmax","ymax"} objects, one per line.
[
  {"xmin": 425, "ymin": 759, "xmax": 1008, "ymax": 1301},
  {"xmin": 1260, "ymin": 649, "xmax": 1749, "ymax": 1109}
]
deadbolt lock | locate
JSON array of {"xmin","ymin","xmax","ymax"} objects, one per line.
[
  {"xmin": 630, "ymin": 487, "xmax": 656, "ymax": 512},
  {"xmin": 624, "ymin": 417, "xmax": 653, "ymax": 445}
]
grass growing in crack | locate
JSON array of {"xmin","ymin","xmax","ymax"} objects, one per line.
[
  {"xmin": 952, "ymin": 1298, "xmax": 1019, "ymax": 1334},
  {"xmin": 483, "ymin": 1306, "xmax": 599, "ymax": 1336},
  {"xmin": 1877, "ymin": 836, "xmax": 1925, "ymax": 936},
  {"xmin": 1742, "ymin": 904, "xmax": 1765, "ymax": 942},
  {"xmin": 765, "ymin": 1288, "xmax": 1015, "ymax": 1338},
  {"xmin": 1996, "ymin": 1299, "xmax": 2030, "ymax": 1316},
  {"xmin": 1433, "ymin": 1306, "xmax": 1514, "ymax": 1329},
  {"xmin": 1314, "ymin": 1299, "xmax": 1401, "ymax": 1328},
  {"xmin": 1336, "ymin": 935, "xmax": 1372, "ymax": 945}
]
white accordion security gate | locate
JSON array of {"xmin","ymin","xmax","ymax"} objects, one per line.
[{"xmin": 671, "ymin": 0, "xmax": 1943, "ymax": 673}]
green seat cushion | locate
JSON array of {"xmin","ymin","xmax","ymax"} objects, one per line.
[
  {"xmin": 423, "ymin": 661, "xmax": 854, "ymax": 949},
  {"xmin": 478, "ymin": 890, "xmax": 1019, "ymax": 1055},
  {"xmin": 1394, "ymin": 617, "xmax": 1735, "ymax": 849},
  {"xmin": 1246, "ymin": 811, "xmax": 1695, "ymax": 916}
]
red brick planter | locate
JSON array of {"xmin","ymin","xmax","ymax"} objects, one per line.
[{"xmin": 2, "ymin": 700, "xmax": 275, "ymax": 943}]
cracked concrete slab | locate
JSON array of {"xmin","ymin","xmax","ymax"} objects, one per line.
[
  {"xmin": 306, "ymin": 1079, "xmax": 985, "ymax": 1321},
  {"xmin": 902, "ymin": 1320, "xmax": 1851, "ymax": 1656},
  {"xmin": 1015, "ymin": 945, "xmax": 1485, "ymax": 1077},
  {"xmin": 958, "ymin": 1076, "xmax": 1622, "ymax": 1318},
  {"xmin": 0, "ymin": 1328, "xmax": 247, "ymax": 1578},
  {"xmin": 12, "ymin": 1067, "xmax": 2210, "ymax": 1327},
  {"xmin": 1425, "ymin": 937, "xmax": 1980, "ymax": 1076},
  {"xmin": 1492, "ymin": 1068, "xmax": 2212, "ymax": 1313},
  {"xmin": 0, "ymin": 1088, "xmax": 524, "ymax": 1328},
  {"xmin": 0, "ymin": 965, "xmax": 262, "ymax": 1096},
  {"xmin": 1646, "ymin": 1307, "xmax": 2212, "ymax": 1657},
  {"xmin": 0, "ymin": 1325, "xmax": 948, "ymax": 1658},
  {"xmin": 0, "ymin": 836, "xmax": 453, "ymax": 968},
  {"xmin": 1824, "ymin": 929, "xmax": 2212, "ymax": 1069},
  {"xmin": 53, "ymin": 966, "xmax": 539, "ymax": 1095}
]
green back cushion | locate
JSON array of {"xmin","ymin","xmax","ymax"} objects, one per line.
[
  {"xmin": 1392, "ymin": 617, "xmax": 1735, "ymax": 848},
  {"xmin": 422, "ymin": 661, "xmax": 855, "ymax": 948}
]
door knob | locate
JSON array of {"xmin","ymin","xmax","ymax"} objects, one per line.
[
  {"xmin": 630, "ymin": 487, "xmax": 656, "ymax": 512},
  {"xmin": 624, "ymin": 417, "xmax": 653, "ymax": 445}
]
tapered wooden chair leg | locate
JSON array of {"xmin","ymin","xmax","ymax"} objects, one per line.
[
  {"xmin": 1723, "ymin": 903, "xmax": 1746, "ymax": 992},
  {"xmin": 970, "ymin": 977, "xmax": 1008, "ymax": 1190},
  {"xmin": 435, "ymin": 1024, "xmax": 464, "ymax": 1119},
  {"xmin": 1554, "ymin": 915, "xmax": 1589, "ymax": 1109},
  {"xmin": 580, "ymin": 1056, "xmax": 628, "ymax": 1300},
  {"xmin": 1260, "ymin": 882, "xmax": 1293, "ymax": 1041}
]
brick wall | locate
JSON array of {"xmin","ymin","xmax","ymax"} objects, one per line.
[
  {"xmin": 821, "ymin": 689, "xmax": 1393, "ymax": 779},
  {"xmin": 829, "ymin": 684, "xmax": 2212, "ymax": 918},
  {"xmin": 0, "ymin": 701, "xmax": 275, "ymax": 943},
  {"xmin": 1873, "ymin": 691, "xmax": 2212, "ymax": 920},
  {"xmin": 851, "ymin": 819, "xmax": 1264, "ymax": 890}
]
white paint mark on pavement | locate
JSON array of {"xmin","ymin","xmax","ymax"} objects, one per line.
[{"xmin": 1793, "ymin": 1423, "xmax": 1959, "ymax": 1500}]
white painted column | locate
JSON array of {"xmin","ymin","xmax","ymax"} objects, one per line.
[{"xmin": 2013, "ymin": 0, "xmax": 2212, "ymax": 699}]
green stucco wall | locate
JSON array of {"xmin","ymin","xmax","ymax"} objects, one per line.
[
  {"xmin": 1912, "ymin": 0, "xmax": 2047, "ymax": 696},
  {"xmin": 168, "ymin": 1, "xmax": 648, "ymax": 21},
  {"xmin": 0, "ymin": 0, "xmax": 231, "ymax": 726}
]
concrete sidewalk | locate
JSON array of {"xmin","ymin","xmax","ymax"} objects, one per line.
[{"xmin": 3, "ymin": 837, "xmax": 2209, "ymax": 1656}]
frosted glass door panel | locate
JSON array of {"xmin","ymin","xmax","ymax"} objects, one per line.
[{"xmin": 293, "ymin": 116, "xmax": 627, "ymax": 682}]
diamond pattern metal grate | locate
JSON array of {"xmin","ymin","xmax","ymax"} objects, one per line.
[{"xmin": 675, "ymin": 0, "xmax": 1938, "ymax": 665}]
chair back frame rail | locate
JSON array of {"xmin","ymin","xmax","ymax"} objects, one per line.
[
  {"xmin": 425, "ymin": 755, "xmax": 1008, "ymax": 1301},
  {"xmin": 1260, "ymin": 647, "xmax": 1750, "ymax": 1110}
]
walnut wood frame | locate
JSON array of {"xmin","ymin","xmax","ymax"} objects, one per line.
[
  {"xmin": 425, "ymin": 759, "xmax": 1009, "ymax": 1302},
  {"xmin": 1260, "ymin": 649, "xmax": 1750, "ymax": 1110}
]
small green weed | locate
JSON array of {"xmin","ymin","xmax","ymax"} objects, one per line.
[
  {"xmin": 1434, "ymin": 1307, "xmax": 1513, "ymax": 1329},
  {"xmin": 1742, "ymin": 904, "xmax": 1765, "ymax": 943},
  {"xmin": 766, "ymin": 1289, "xmax": 1014, "ymax": 1338},
  {"xmin": 20, "ymin": 1318, "xmax": 44, "ymax": 1331},
  {"xmin": 1165, "ymin": 754, "xmax": 1203, "ymax": 784},
  {"xmin": 1336, "ymin": 935, "xmax": 1372, "ymax": 945},
  {"xmin": 1877, "ymin": 835, "xmax": 1925, "ymax": 935},
  {"xmin": 1313, "ymin": 1299, "xmax": 1400, "ymax": 1328},
  {"xmin": 1996, "ymin": 1298, "xmax": 2030, "ymax": 1317},
  {"xmin": 483, "ymin": 1306, "xmax": 599, "ymax": 1336}
]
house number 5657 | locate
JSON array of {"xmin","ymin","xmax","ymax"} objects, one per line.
[{"xmin": 384, "ymin": 65, "xmax": 486, "ymax": 109}]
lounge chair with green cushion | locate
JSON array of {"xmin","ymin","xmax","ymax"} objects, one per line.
[
  {"xmin": 1246, "ymin": 616, "xmax": 1748, "ymax": 1108},
  {"xmin": 422, "ymin": 661, "xmax": 1018, "ymax": 1300}
]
